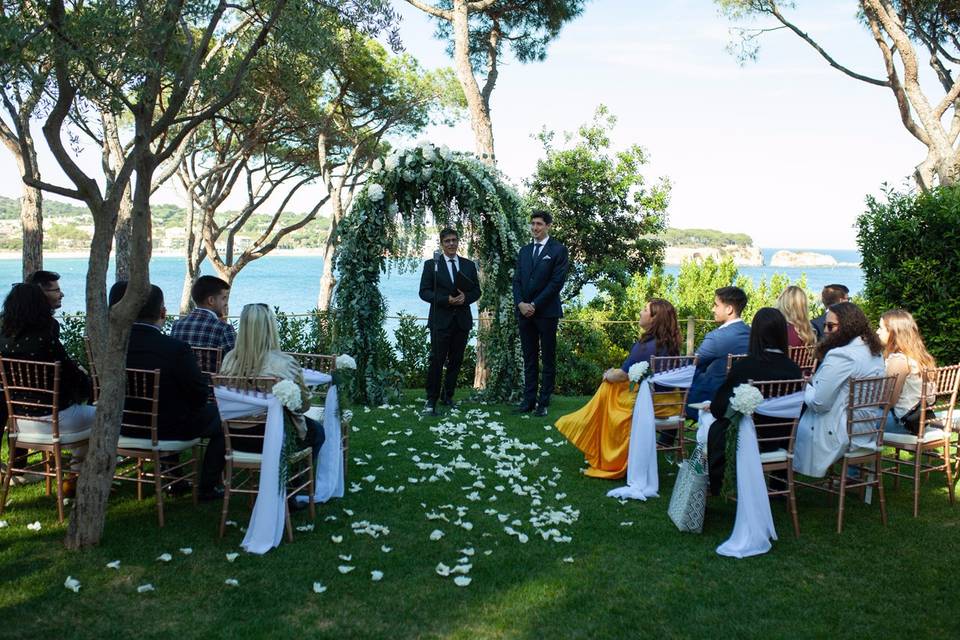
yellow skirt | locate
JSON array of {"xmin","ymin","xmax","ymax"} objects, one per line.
[{"xmin": 555, "ymin": 380, "xmax": 682, "ymax": 480}]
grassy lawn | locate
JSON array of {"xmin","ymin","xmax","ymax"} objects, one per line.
[{"xmin": 1, "ymin": 392, "xmax": 957, "ymax": 639}]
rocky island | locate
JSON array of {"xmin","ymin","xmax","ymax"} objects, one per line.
[
  {"xmin": 769, "ymin": 250, "xmax": 838, "ymax": 268},
  {"xmin": 660, "ymin": 228, "xmax": 763, "ymax": 267}
]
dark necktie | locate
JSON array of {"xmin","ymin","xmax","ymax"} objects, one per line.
[
  {"xmin": 533, "ymin": 243, "xmax": 542, "ymax": 260},
  {"xmin": 449, "ymin": 258, "xmax": 458, "ymax": 280}
]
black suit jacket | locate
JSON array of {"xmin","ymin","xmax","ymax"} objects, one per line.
[
  {"xmin": 418, "ymin": 255, "xmax": 482, "ymax": 330},
  {"xmin": 710, "ymin": 351, "xmax": 804, "ymax": 419},
  {"xmin": 512, "ymin": 237, "xmax": 569, "ymax": 318},
  {"xmin": 123, "ymin": 323, "xmax": 210, "ymax": 440}
]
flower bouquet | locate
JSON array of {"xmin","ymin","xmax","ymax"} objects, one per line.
[
  {"xmin": 627, "ymin": 361, "xmax": 651, "ymax": 392},
  {"xmin": 721, "ymin": 384, "xmax": 765, "ymax": 498}
]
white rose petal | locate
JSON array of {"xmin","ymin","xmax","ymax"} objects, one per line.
[
  {"xmin": 156, "ymin": 553, "xmax": 172, "ymax": 562},
  {"xmin": 225, "ymin": 520, "xmax": 238, "ymax": 527},
  {"xmin": 429, "ymin": 529, "xmax": 444, "ymax": 541},
  {"xmin": 0, "ymin": 520, "xmax": 7, "ymax": 528},
  {"xmin": 331, "ymin": 535, "xmax": 343, "ymax": 544},
  {"xmin": 435, "ymin": 562, "xmax": 451, "ymax": 577},
  {"xmin": 225, "ymin": 553, "xmax": 239, "ymax": 562},
  {"xmin": 370, "ymin": 570, "xmax": 384, "ymax": 582},
  {"xmin": 137, "ymin": 584, "xmax": 155, "ymax": 593},
  {"xmin": 338, "ymin": 554, "xmax": 352, "ymax": 561},
  {"xmin": 380, "ymin": 545, "xmax": 392, "ymax": 553},
  {"xmin": 337, "ymin": 565, "xmax": 355, "ymax": 574},
  {"xmin": 452, "ymin": 564, "xmax": 472, "ymax": 574},
  {"xmin": 312, "ymin": 581, "xmax": 327, "ymax": 594},
  {"xmin": 224, "ymin": 578, "xmax": 239, "ymax": 587},
  {"xmin": 453, "ymin": 576, "xmax": 472, "ymax": 587},
  {"xmin": 179, "ymin": 547, "xmax": 193, "ymax": 555},
  {"xmin": 343, "ymin": 509, "xmax": 355, "ymax": 516},
  {"xmin": 64, "ymin": 576, "xmax": 81, "ymax": 593},
  {"xmin": 106, "ymin": 560, "xmax": 121, "ymax": 570},
  {"xmin": 26, "ymin": 521, "xmax": 41, "ymax": 531},
  {"xmin": 563, "ymin": 557, "xmax": 575, "ymax": 563}
]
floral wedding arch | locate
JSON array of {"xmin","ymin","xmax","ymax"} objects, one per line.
[{"xmin": 333, "ymin": 142, "xmax": 527, "ymax": 404}]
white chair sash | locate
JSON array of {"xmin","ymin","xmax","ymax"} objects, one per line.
[
  {"xmin": 214, "ymin": 386, "xmax": 286, "ymax": 555},
  {"xmin": 607, "ymin": 365, "xmax": 695, "ymax": 501},
  {"xmin": 717, "ymin": 390, "xmax": 803, "ymax": 558},
  {"xmin": 301, "ymin": 369, "xmax": 344, "ymax": 503}
]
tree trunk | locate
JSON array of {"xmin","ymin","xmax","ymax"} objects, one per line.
[
  {"xmin": 64, "ymin": 155, "xmax": 154, "ymax": 550},
  {"xmin": 16, "ymin": 156, "xmax": 43, "ymax": 281},
  {"xmin": 317, "ymin": 184, "xmax": 344, "ymax": 311},
  {"xmin": 114, "ymin": 190, "xmax": 134, "ymax": 281},
  {"xmin": 451, "ymin": 0, "xmax": 495, "ymax": 162}
]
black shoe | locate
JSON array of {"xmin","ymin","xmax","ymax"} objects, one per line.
[
  {"xmin": 534, "ymin": 405, "xmax": 549, "ymax": 418},
  {"xmin": 440, "ymin": 398, "xmax": 458, "ymax": 409},
  {"xmin": 166, "ymin": 478, "xmax": 193, "ymax": 497},
  {"xmin": 422, "ymin": 403, "xmax": 438, "ymax": 417},
  {"xmin": 287, "ymin": 496, "xmax": 308, "ymax": 512},
  {"xmin": 513, "ymin": 403, "xmax": 535, "ymax": 414},
  {"xmin": 199, "ymin": 486, "xmax": 225, "ymax": 502}
]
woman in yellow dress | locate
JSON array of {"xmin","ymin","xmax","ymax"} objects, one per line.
[{"xmin": 556, "ymin": 298, "xmax": 682, "ymax": 479}]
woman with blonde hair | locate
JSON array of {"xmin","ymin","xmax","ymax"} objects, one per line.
[
  {"xmin": 555, "ymin": 298, "xmax": 682, "ymax": 479},
  {"xmin": 776, "ymin": 285, "xmax": 816, "ymax": 347},
  {"xmin": 220, "ymin": 304, "xmax": 325, "ymax": 476},
  {"xmin": 877, "ymin": 309, "xmax": 937, "ymax": 434}
]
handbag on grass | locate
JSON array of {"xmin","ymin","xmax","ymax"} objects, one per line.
[{"xmin": 667, "ymin": 444, "xmax": 708, "ymax": 534}]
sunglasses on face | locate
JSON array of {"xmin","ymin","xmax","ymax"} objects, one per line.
[{"xmin": 825, "ymin": 321, "xmax": 839, "ymax": 332}]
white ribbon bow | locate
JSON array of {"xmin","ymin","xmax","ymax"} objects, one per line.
[{"xmin": 607, "ymin": 365, "xmax": 696, "ymax": 501}]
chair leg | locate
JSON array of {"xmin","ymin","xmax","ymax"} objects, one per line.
[
  {"xmin": 837, "ymin": 459, "xmax": 848, "ymax": 534},
  {"xmin": 136, "ymin": 458, "xmax": 144, "ymax": 501},
  {"xmin": 876, "ymin": 455, "xmax": 888, "ymax": 526},
  {"xmin": 893, "ymin": 449, "xmax": 902, "ymax": 489},
  {"xmin": 308, "ymin": 459, "xmax": 316, "ymax": 521},
  {"xmin": 787, "ymin": 465, "xmax": 800, "ymax": 538},
  {"xmin": 913, "ymin": 450, "xmax": 922, "ymax": 518},
  {"xmin": 944, "ymin": 442, "xmax": 955, "ymax": 506},
  {"xmin": 44, "ymin": 452, "xmax": 52, "ymax": 496},
  {"xmin": 284, "ymin": 502, "xmax": 294, "ymax": 543},
  {"xmin": 52, "ymin": 446, "xmax": 65, "ymax": 523},
  {"xmin": 0, "ymin": 442, "xmax": 14, "ymax": 515},
  {"xmin": 154, "ymin": 454, "xmax": 165, "ymax": 528},
  {"xmin": 219, "ymin": 462, "xmax": 231, "ymax": 539},
  {"xmin": 192, "ymin": 447, "xmax": 199, "ymax": 506}
]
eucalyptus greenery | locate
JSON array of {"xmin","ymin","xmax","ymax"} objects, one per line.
[{"xmin": 333, "ymin": 142, "xmax": 526, "ymax": 404}]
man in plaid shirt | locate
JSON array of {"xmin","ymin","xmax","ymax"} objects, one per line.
[{"xmin": 171, "ymin": 275, "xmax": 236, "ymax": 355}]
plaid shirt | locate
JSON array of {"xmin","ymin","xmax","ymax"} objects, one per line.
[{"xmin": 170, "ymin": 308, "xmax": 236, "ymax": 353}]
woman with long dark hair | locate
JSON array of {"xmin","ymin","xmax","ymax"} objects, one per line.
[
  {"xmin": 0, "ymin": 283, "xmax": 95, "ymax": 494},
  {"xmin": 793, "ymin": 302, "xmax": 885, "ymax": 477},
  {"xmin": 555, "ymin": 298, "xmax": 682, "ymax": 479},
  {"xmin": 704, "ymin": 307, "xmax": 803, "ymax": 494}
]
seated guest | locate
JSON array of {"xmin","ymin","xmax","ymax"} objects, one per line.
[
  {"xmin": 170, "ymin": 275, "xmax": 236, "ymax": 355},
  {"xmin": 555, "ymin": 299, "xmax": 681, "ymax": 479},
  {"xmin": 705, "ymin": 308, "xmax": 803, "ymax": 495},
  {"xmin": 776, "ymin": 285, "xmax": 816, "ymax": 348},
  {"xmin": 108, "ymin": 282, "xmax": 225, "ymax": 500},
  {"xmin": 26, "ymin": 270, "xmax": 65, "ymax": 327},
  {"xmin": 0, "ymin": 284, "xmax": 95, "ymax": 496},
  {"xmin": 811, "ymin": 284, "xmax": 849, "ymax": 339},
  {"xmin": 218, "ymin": 303, "xmax": 325, "ymax": 469},
  {"xmin": 876, "ymin": 309, "xmax": 936, "ymax": 435},
  {"xmin": 793, "ymin": 302, "xmax": 884, "ymax": 477},
  {"xmin": 685, "ymin": 286, "xmax": 751, "ymax": 420}
]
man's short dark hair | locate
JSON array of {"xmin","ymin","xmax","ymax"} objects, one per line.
[
  {"xmin": 108, "ymin": 281, "xmax": 165, "ymax": 321},
  {"xmin": 715, "ymin": 286, "xmax": 748, "ymax": 316},
  {"xmin": 26, "ymin": 270, "xmax": 60, "ymax": 287},
  {"xmin": 530, "ymin": 210, "xmax": 553, "ymax": 225},
  {"xmin": 439, "ymin": 227, "xmax": 459, "ymax": 241},
  {"xmin": 821, "ymin": 284, "xmax": 850, "ymax": 306},
  {"xmin": 191, "ymin": 275, "xmax": 230, "ymax": 306}
]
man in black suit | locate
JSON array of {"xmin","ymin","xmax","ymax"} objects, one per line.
[
  {"xmin": 512, "ymin": 210, "xmax": 569, "ymax": 418},
  {"xmin": 108, "ymin": 282, "xmax": 225, "ymax": 500},
  {"xmin": 418, "ymin": 227, "xmax": 482, "ymax": 416}
]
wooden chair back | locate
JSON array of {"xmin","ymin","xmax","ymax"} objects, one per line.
[
  {"xmin": 846, "ymin": 375, "xmax": 897, "ymax": 445},
  {"xmin": 120, "ymin": 368, "xmax": 162, "ymax": 445},
  {"xmin": 649, "ymin": 355, "xmax": 698, "ymax": 416},
  {"xmin": 725, "ymin": 353, "xmax": 747, "ymax": 374},
  {"xmin": 918, "ymin": 364, "xmax": 960, "ymax": 431},
  {"xmin": 285, "ymin": 352, "xmax": 336, "ymax": 374},
  {"xmin": 212, "ymin": 375, "xmax": 278, "ymax": 456},
  {"xmin": 192, "ymin": 346, "xmax": 223, "ymax": 376},
  {"xmin": 0, "ymin": 357, "xmax": 61, "ymax": 439},
  {"xmin": 788, "ymin": 345, "xmax": 818, "ymax": 377},
  {"xmin": 746, "ymin": 378, "xmax": 806, "ymax": 456}
]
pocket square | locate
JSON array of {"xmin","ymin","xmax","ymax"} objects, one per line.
[{"xmin": 541, "ymin": 255, "xmax": 552, "ymax": 260}]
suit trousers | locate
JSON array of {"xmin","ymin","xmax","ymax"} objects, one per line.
[
  {"xmin": 426, "ymin": 322, "xmax": 470, "ymax": 404},
  {"xmin": 518, "ymin": 315, "xmax": 559, "ymax": 407}
]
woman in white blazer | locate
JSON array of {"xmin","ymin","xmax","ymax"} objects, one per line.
[{"xmin": 793, "ymin": 302, "xmax": 885, "ymax": 477}]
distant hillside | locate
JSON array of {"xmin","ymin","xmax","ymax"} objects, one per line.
[
  {"xmin": 0, "ymin": 195, "xmax": 331, "ymax": 251},
  {"xmin": 660, "ymin": 228, "xmax": 753, "ymax": 248}
]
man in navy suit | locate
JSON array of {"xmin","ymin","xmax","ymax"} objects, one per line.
[
  {"xmin": 512, "ymin": 210, "xmax": 569, "ymax": 418},
  {"xmin": 418, "ymin": 227, "xmax": 482, "ymax": 416},
  {"xmin": 685, "ymin": 286, "xmax": 751, "ymax": 420}
]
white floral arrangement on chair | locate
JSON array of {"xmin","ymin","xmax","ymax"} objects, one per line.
[
  {"xmin": 272, "ymin": 379, "xmax": 302, "ymax": 411},
  {"xmin": 336, "ymin": 354, "xmax": 358, "ymax": 370},
  {"xmin": 721, "ymin": 383, "xmax": 765, "ymax": 498},
  {"xmin": 627, "ymin": 361, "xmax": 651, "ymax": 391}
]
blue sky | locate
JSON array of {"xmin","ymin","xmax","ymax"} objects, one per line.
[{"xmin": 0, "ymin": 1, "xmax": 929, "ymax": 249}]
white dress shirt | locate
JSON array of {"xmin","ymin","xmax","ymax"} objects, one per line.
[{"xmin": 445, "ymin": 254, "xmax": 460, "ymax": 282}]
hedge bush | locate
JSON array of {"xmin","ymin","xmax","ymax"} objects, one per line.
[{"xmin": 858, "ymin": 185, "xmax": 960, "ymax": 364}]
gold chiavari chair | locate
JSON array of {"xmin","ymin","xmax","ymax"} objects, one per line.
[
  {"xmin": 788, "ymin": 345, "xmax": 818, "ymax": 378},
  {"xmin": 650, "ymin": 355, "xmax": 698, "ymax": 462}
]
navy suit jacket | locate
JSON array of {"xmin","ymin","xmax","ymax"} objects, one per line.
[
  {"xmin": 512, "ymin": 237, "xmax": 569, "ymax": 318},
  {"xmin": 686, "ymin": 320, "xmax": 751, "ymax": 418},
  {"xmin": 418, "ymin": 255, "xmax": 481, "ymax": 331}
]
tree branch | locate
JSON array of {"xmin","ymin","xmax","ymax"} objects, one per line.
[{"xmin": 403, "ymin": 0, "xmax": 452, "ymax": 21}]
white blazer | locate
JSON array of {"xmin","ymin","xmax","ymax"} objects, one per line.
[{"xmin": 793, "ymin": 337, "xmax": 885, "ymax": 477}]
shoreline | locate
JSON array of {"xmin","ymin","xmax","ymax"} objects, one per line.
[{"xmin": 0, "ymin": 247, "xmax": 327, "ymax": 260}]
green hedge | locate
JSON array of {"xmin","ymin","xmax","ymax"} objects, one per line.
[{"xmin": 858, "ymin": 185, "xmax": 960, "ymax": 364}]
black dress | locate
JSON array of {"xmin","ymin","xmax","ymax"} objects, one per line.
[{"xmin": 706, "ymin": 350, "xmax": 803, "ymax": 495}]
